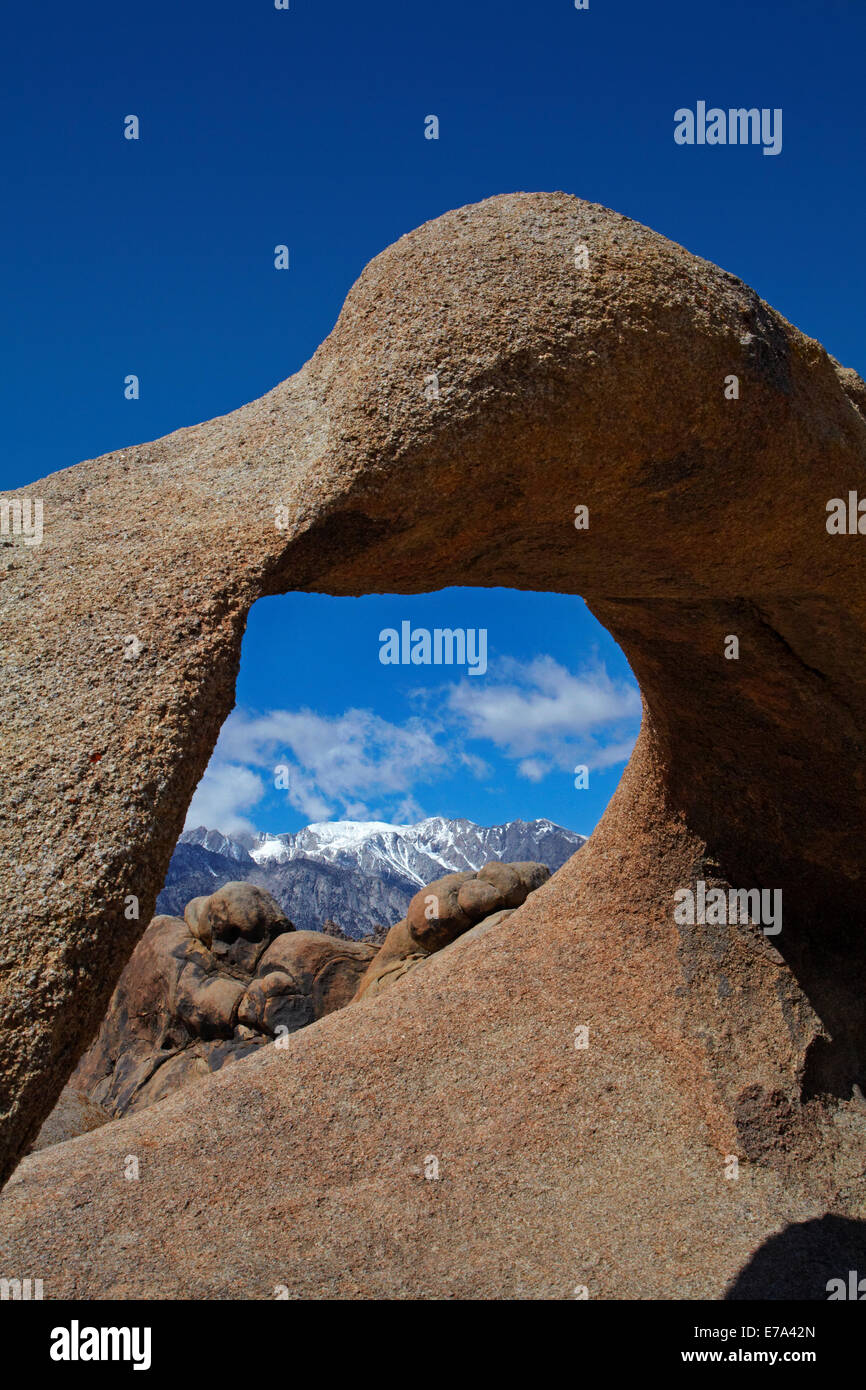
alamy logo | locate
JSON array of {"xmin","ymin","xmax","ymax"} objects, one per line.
[
  {"xmin": 0, "ymin": 497, "xmax": 43, "ymax": 546},
  {"xmin": 827, "ymin": 1271, "xmax": 866, "ymax": 1300},
  {"xmin": 826, "ymin": 492, "xmax": 866, "ymax": 534},
  {"xmin": 0, "ymin": 1276, "xmax": 43, "ymax": 1299},
  {"xmin": 379, "ymin": 621, "xmax": 488, "ymax": 676},
  {"xmin": 674, "ymin": 103, "xmax": 782, "ymax": 156},
  {"xmin": 674, "ymin": 880, "xmax": 782, "ymax": 936},
  {"xmin": 50, "ymin": 1321, "xmax": 152, "ymax": 1371}
]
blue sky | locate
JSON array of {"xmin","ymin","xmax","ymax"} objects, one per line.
[
  {"xmin": 4, "ymin": 0, "xmax": 864, "ymax": 837},
  {"xmin": 187, "ymin": 591, "xmax": 641, "ymax": 836}
]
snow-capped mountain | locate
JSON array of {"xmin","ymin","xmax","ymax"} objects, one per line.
[
  {"xmin": 158, "ymin": 816, "xmax": 586, "ymax": 939},
  {"xmin": 180, "ymin": 826, "xmax": 255, "ymax": 863}
]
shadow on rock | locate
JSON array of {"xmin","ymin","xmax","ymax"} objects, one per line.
[{"xmin": 725, "ymin": 1214, "xmax": 866, "ymax": 1299}]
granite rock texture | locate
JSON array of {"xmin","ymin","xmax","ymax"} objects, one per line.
[
  {"xmin": 356, "ymin": 860, "xmax": 550, "ymax": 998},
  {"xmin": 28, "ymin": 1084, "xmax": 111, "ymax": 1153},
  {"xmin": 1, "ymin": 192, "xmax": 865, "ymax": 1296},
  {"xmin": 69, "ymin": 887, "xmax": 375, "ymax": 1118},
  {"xmin": 61, "ymin": 864, "xmax": 542, "ymax": 1118}
]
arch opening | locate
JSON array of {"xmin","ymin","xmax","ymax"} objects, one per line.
[{"xmin": 53, "ymin": 586, "xmax": 640, "ymax": 1127}]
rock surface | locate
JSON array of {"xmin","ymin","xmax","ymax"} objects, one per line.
[
  {"xmin": 70, "ymin": 885, "xmax": 375, "ymax": 1118},
  {"xmin": 1, "ymin": 192, "xmax": 865, "ymax": 1297},
  {"xmin": 356, "ymin": 860, "xmax": 550, "ymax": 998},
  {"xmin": 59, "ymin": 862, "xmax": 542, "ymax": 1119},
  {"xmin": 29, "ymin": 1084, "xmax": 111, "ymax": 1153}
]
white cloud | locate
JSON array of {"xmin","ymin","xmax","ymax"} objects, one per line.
[
  {"xmin": 392, "ymin": 793, "xmax": 428, "ymax": 824},
  {"xmin": 517, "ymin": 757, "xmax": 548, "ymax": 783},
  {"xmin": 184, "ymin": 762, "xmax": 266, "ymax": 836},
  {"xmin": 281, "ymin": 768, "xmax": 335, "ymax": 823},
  {"xmin": 184, "ymin": 656, "xmax": 641, "ymax": 835},
  {"xmin": 446, "ymin": 655, "xmax": 641, "ymax": 776},
  {"xmin": 583, "ymin": 737, "xmax": 639, "ymax": 771},
  {"xmin": 198, "ymin": 706, "xmax": 448, "ymax": 830},
  {"xmin": 458, "ymin": 750, "xmax": 493, "ymax": 780}
]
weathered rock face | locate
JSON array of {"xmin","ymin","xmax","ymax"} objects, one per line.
[
  {"xmin": 357, "ymin": 860, "xmax": 550, "ymax": 998},
  {"xmin": 71, "ymin": 885, "xmax": 375, "ymax": 1118},
  {"xmin": 0, "ymin": 192, "xmax": 865, "ymax": 1297},
  {"xmin": 29, "ymin": 1084, "xmax": 110, "ymax": 1153},
  {"xmin": 196, "ymin": 881, "xmax": 292, "ymax": 973},
  {"xmin": 64, "ymin": 863, "xmax": 539, "ymax": 1119},
  {"xmin": 237, "ymin": 929, "xmax": 375, "ymax": 1035}
]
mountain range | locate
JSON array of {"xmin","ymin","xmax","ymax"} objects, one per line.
[{"xmin": 157, "ymin": 817, "xmax": 587, "ymax": 938}]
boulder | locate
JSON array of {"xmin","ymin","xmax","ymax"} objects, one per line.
[
  {"xmin": 357, "ymin": 861, "xmax": 551, "ymax": 999},
  {"xmin": 184, "ymin": 895, "xmax": 212, "ymax": 945},
  {"xmin": 70, "ymin": 889, "xmax": 296, "ymax": 1117},
  {"xmin": 406, "ymin": 871, "xmax": 474, "ymax": 950},
  {"xmin": 174, "ymin": 959, "xmax": 246, "ymax": 1039},
  {"xmin": 475, "ymin": 862, "xmax": 523, "ymax": 906},
  {"xmin": 68, "ymin": 857, "xmax": 525, "ymax": 1112},
  {"xmin": 239, "ymin": 932, "xmax": 376, "ymax": 1035},
  {"xmin": 200, "ymin": 881, "xmax": 294, "ymax": 973},
  {"xmin": 457, "ymin": 878, "xmax": 502, "ymax": 919},
  {"xmin": 510, "ymin": 863, "xmax": 552, "ymax": 895}
]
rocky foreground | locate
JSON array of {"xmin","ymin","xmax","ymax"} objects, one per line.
[
  {"xmin": 1, "ymin": 191, "xmax": 864, "ymax": 1298},
  {"xmin": 45, "ymin": 860, "xmax": 550, "ymax": 1124}
]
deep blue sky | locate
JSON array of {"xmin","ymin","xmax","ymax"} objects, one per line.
[{"xmin": 4, "ymin": 0, "xmax": 863, "ymax": 837}]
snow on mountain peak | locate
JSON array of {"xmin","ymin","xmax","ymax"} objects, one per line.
[
  {"xmin": 240, "ymin": 815, "xmax": 586, "ymax": 874},
  {"xmin": 302, "ymin": 820, "xmax": 413, "ymax": 845},
  {"xmin": 169, "ymin": 815, "xmax": 587, "ymax": 937},
  {"xmin": 249, "ymin": 838, "xmax": 291, "ymax": 864}
]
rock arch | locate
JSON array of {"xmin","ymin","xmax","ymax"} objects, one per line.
[{"xmin": 0, "ymin": 194, "xmax": 864, "ymax": 1279}]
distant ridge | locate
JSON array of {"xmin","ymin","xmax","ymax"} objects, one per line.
[{"xmin": 158, "ymin": 816, "xmax": 587, "ymax": 938}]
